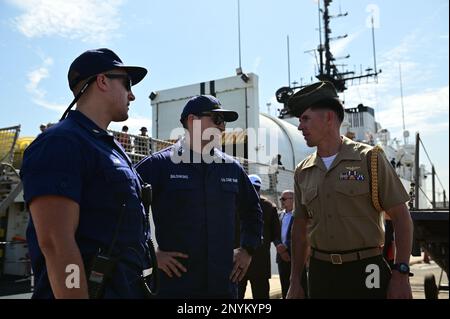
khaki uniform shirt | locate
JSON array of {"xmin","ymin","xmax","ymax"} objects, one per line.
[{"xmin": 293, "ymin": 136, "xmax": 409, "ymax": 252}]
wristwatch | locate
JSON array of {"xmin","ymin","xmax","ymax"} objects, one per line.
[{"xmin": 392, "ymin": 263, "xmax": 413, "ymax": 276}]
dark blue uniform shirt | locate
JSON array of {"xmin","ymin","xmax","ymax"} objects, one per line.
[
  {"xmin": 135, "ymin": 140, "xmax": 263, "ymax": 298},
  {"xmin": 20, "ymin": 110, "xmax": 151, "ymax": 298}
]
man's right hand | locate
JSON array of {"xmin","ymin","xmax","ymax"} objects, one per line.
[
  {"xmin": 156, "ymin": 248, "xmax": 188, "ymax": 278},
  {"xmin": 276, "ymin": 244, "xmax": 291, "ymax": 262},
  {"xmin": 286, "ymin": 281, "xmax": 305, "ymax": 299}
]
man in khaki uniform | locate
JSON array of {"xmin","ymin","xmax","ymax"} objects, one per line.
[{"xmin": 286, "ymin": 81, "xmax": 414, "ymax": 299}]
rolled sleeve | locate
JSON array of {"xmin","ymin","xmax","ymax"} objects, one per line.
[{"xmin": 20, "ymin": 135, "xmax": 84, "ymax": 205}]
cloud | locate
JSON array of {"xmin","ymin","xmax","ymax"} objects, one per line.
[
  {"xmin": 342, "ymin": 26, "xmax": 449, "ymax": 139},
  {"xmin": 33, "ymin": 99, "xmax": 66, "ymax": 112},
  {"xmin": 10, "ymin": 0, "xmax": 123, "ymax": 44},
  {"xmin": 344, "ymin": 28, "xmax": 428, "ymax": 100},
  {"xmin": 376, "ymin": 86, "xmax": 449, "ymax": 136},
  {"xmin": 26, "ymin": 57, "xmax": 51, "ymax": 99},
  {"xmin": 26, "ymin": 56, "xmax": 65, "ymax": 112},
  {"xmin": 330, "ymin": 29, "xmax": 364, "ymax": 57},
  {"xmin": 344, "ymin": 82, "xmax": 449, "ymax": 138}
]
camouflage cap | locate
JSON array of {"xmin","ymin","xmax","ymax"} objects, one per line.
[{"xmin": 287, "ymin": 81, "xmax": 343, "ymax": 119}]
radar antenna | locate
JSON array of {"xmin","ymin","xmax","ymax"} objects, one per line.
[{"xmin": 277, "ymin": 0, "xmax": 382, "ymax": 117}]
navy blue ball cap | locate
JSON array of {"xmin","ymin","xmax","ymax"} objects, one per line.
[
  {"xmin": 68, "ymin": 48, "xmax": 148, "ymax": 90},
  {"xmin": 180, "ymin": 95, "xmax": 239, "ymax": 123}
]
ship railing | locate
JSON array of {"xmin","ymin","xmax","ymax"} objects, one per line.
[
  {"xmin": 413, "ymin": 132, "xmax": 448, "ymax": 210},
  {"xmin": 0, "ymin": 125, "xmax": 21, "ymax": 164},
  {"xmin": 109, "ymin": 130, "xmax": 296, "ymax": 208},
  {"xmin": 109, "ymin": 130, "xmax": 175, "ymax": 163},
  {"xmin": 0, "ymin": 125, "xmax": 23, "ymax": 215},
  {"xmin": 235, "ymin": 156, "xmax": 295, "ymax": 208}
]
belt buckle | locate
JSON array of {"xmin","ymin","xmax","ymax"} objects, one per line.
[{"xmin": 330, "ymin": 254, "xmax": 343, "ymax": 264}]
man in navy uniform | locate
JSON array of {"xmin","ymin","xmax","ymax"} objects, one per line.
[
  {"xmin": 20, "ymin": 48, "xmax": 152, "ymax": 298},
  {"xmin": 136, "ymin": 95, "xmax": 263, "ymax": 298}
]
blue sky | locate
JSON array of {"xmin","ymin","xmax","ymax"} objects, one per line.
[{"xmin": 0, "ymin": 0, "xmax": 448, "ymax": 200}]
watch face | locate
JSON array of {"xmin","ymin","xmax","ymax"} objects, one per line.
[{"xmin": 397, "ymin": 263, "xmax": 409, "ymax": 273}]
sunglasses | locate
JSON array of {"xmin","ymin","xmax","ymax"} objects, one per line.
[
  {"xmin": 197, "ymin": 112, "xmax": 226, "ymax": 126},
  {"xmin": 104, "ymin": 74, "xmax": 132, "ymax": 91},
  {"xmin": 280, "ymin": 197, "xmax": 292, "ymax": 201}
]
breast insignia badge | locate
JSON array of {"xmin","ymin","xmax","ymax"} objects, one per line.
[{"xmin": 340, "ymin": 167, "xmax": 365, "ymax": 181}]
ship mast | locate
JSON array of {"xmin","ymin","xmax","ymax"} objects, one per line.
[
  {"xmin": 399, "ymin": 63, "xmax": 409, "ymax": 145},
  {"xmin": 237, "ymin": 0, "xmax": 241, "ymax": 72},
  {"xmin": 317, "ymin": 0, "xmax": 324, "ymax": 76},
  {"xmin": 276, "ymin": 0, "xmax": 382, "ymax": 115},
  {"xmin": 317, "ymin": 0, "xmax": 382, "ymax": 90}
]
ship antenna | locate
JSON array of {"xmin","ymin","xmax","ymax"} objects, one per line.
[
  {"xmin": 371, "ymin": 15, "xmax": 378, "ymax": 83},
  {"xmin": 318, "ymin": 0, "xmax": 324, "ymax": 75},
  {"xmin": 399, "ymin": 63, "xmax": 408, "ymax": 144},
  {"xmin": 237, "ymin": 0, "xmax": 242, "ymax": 71},
  {"xmin": 287, "ymin": 35, "xmax": 291, "ymax": 87}
]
